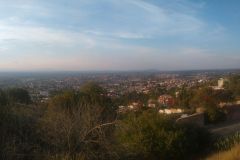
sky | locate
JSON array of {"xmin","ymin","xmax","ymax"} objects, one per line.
[{"xmin": 0, "ymin": 0, "xmax": 240, "ymax": 71}]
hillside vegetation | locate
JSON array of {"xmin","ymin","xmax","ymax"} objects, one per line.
[{"xmin": 0, "ymin": 76, "xmax": 240, "ymax": 160}]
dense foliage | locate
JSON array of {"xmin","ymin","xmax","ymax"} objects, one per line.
[
  {"xmin": 115, "ymin": 111, "xmax": 211, "ymax": 160},
  {"xmin": 0, "ymin": 85, "xmax": 117, "ymax": 160},
  {"xmin": 40, "ymin": 82, "xmax": 117, "ymax": 159},
  {"xmin": 225, "ymin": 75, "xmax": 240, "ymax": 97},
  {"xmin": 7, "ymin": 88, "xmax": 32, "ymax": 104}
]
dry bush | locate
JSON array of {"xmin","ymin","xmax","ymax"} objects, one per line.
[{"xmin": 39, "ymin": 103, "xmax": 117, "ymax": 160}]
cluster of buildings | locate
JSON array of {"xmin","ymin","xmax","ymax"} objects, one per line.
[
  {"xmin": 117, "ymin": 78, "xmax": 231, "ymax": 116},
  {"xmin": 104, "ymin": 77, "xmax": 209, "ymax": 98},
  {"xmin": 0, "ymin": 72, "xmax": 216, "ymax": 103},
  {"xmin": 118, "ymin": 94, "xmax": 177, "ymax": 113},
  {"xmin": 9, "ymin": 74, "xmax": 202, "ymax": 103}
]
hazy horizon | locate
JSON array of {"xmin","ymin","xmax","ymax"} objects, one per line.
[
  {"xmin": 1, "ymin": 0, "xmax": 240, "ymax": 71},
  {"xmin": 0, "ymin": 68, "xmax": 240, "ymax": 73}
]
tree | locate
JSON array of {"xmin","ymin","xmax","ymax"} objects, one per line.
[
  {"xmin": 116, "ymin": 91, "xmax": 149, "ymax": 107},
  {"xmin": 176, "ymin": 87, "xmax": 194, "ymax": 109},
  {"xmin": 80, "ymin": 82, "xmax": 105, "ymax": 96},
  {"xmin": 224, "ymin": 75, "xmax": 240, "ymax": 97},
  {"xmin": 40, "ymin": 84, "xmax": 117, "ymax": 159},
  {"xmin": 0, "ymin": 103, "xmax": 44, "ymax": 160},
  {"xmin": 190, "ymin": 87, "xmax": 215, "ymax": 108},
  {"xmin": 205, "ymin": 107, "xmax": 226, "ymax": 124},
  {"xmin": 190, "ymin": 87, "xmax": 227, "ymax": 124},
  {"xmin": 0, "ymin": 89, "xmax": 8, "ymax": 106},
  {"xmin": 149, "ymin": 85, "xmax": 167, "ymax": 99},
  {"xmin": 115, "ymin": 111, "xmax": 211, "ymax": 160},
  {"xmin": 214, "ymin": 89, "xmax": 235, "ymax": 103},
  {"xmin": 7, "ymin": 88, "xmax": 31, "ymax": 104}
]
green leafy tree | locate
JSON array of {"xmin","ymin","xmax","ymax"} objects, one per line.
[
  {"xmin": 0, "ymin": 103, "xmax": 44, "ymax": 160},
  {"xmin": 7, "ymin": 88, "xmax": 31, "ymax": 104},
  {"xmin": 149, "ymin": 85, "xmax": 167, "ymax": 99},
  {"xmin": 190, "ymin": 87, "xmax": 227, "ymax": 124},
  {"xmin": 0, "ymin": 89, "xmax": 8, "ymax": 106},
  {"xmin": 176, "ymin": 87, "xmax": 194, "ymax": 109},
  {"xmin": 214, "ymin": 89, "xmax": 235, "ymax": 103},
  {"xmin": 115, "ymin": 111, "xmax": 211, "ymax": 160},
  {"xmin": 225, "ymin": 76, "xmax": 240, "ymax": 97},
  {"xmin": 116, "ymin": 91, "xmax": 149, "ymax": 107}
]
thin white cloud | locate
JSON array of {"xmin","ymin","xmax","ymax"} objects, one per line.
[
  {"xmin": 82, "ymin": 0, "xmax": 206, "ymax": 39},
  {"xmin": 0, "ymin": 20, "xmax": 96, "ymax": 48},
  {"xmin": 0, "ymin": 0, "xmax": 237, "ymax": 71},
  {"xmin": 84, "ymin": 30, "xmax": 148, "ymax": 39},
  {"xmin": 0, "ymin": 0, "xmax": 216, "ymax": 39}
]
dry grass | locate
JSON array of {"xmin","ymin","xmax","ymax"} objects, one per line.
[{"xmin": 207, "ymin": 144, "xmax": 240, "ymax": 160}]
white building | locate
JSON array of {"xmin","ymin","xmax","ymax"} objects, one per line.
[
  {"xmin": 212, "ymin": 78, "xmax": 227, "ymax": 90},
  {"xmin": 218, "ymin": 78, "xmax": 225, "ymax": 88},
  {"xmin": 159, "ymin": 108, "xmax": 184, "ymax": 114}
]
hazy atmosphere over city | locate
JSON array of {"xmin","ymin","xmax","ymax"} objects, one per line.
[{"xmin": 0, "ymin": 0, "xmax": 240, "ymax": 71}]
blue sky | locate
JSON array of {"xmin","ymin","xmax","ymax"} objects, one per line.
[{"xmin": 0, "ymin": 0, "xmax": 240, "ymax": 71}]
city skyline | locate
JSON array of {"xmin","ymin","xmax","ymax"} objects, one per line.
[{"xmin": 0, "ymin": 0, "xmax": 240, "ymax": 71}]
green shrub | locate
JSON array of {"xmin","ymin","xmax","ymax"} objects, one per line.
[
  {"xmin": 115, "ymin": 111, "xmax": 211, "ymax": 160},
  {"xmin": 205, "ymin": 107, "xmax": 226, "ymax": 124}
]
